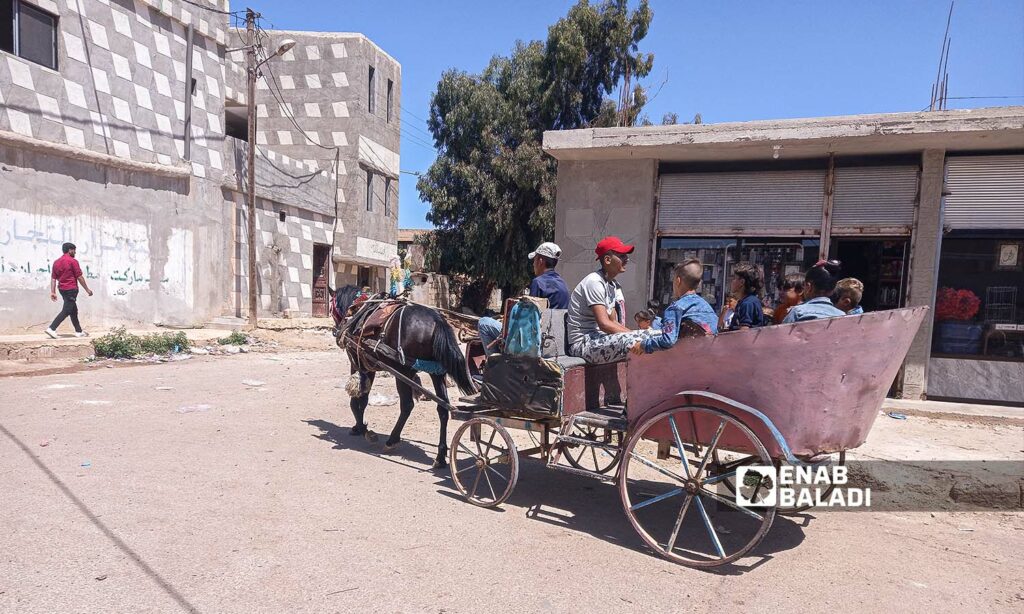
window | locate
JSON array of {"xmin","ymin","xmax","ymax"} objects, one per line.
[
  {"xmin": 365, "ymin": 171, "xmax": 374, "ymax": 212},
  {"xmin": 1, "ymin": 1, "xmax": 59, "ymax": 70},
  {"xmin": 931, "ymin": 236, "xmax": 1024, "ymax": 361},
  {"xmin": 386, "ymin": 79, "xmax": 393, "ymax": 123},
  {"xmin": 653, "ymin": 237, "xmax": 820, "ymax": 312},
  {"xmin": 367, "ymin": 65, "xmax": 375, "ymax": 115},
  {"xmin": 384, "ymin": 178, "xmax": 391, "ymax": 216}
]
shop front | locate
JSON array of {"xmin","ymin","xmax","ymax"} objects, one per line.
[{"xmin": 927, "ymin": 155, "xmax": 1024, "ymax": 404}]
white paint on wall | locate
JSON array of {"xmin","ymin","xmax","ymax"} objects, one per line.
[
  {"xmin": 355, "ymin": 236, "xmax": 397, "ymax": 265},
  {"xmin": 0, "ymin": 209, "xmax": 194, "ymax": 308}
]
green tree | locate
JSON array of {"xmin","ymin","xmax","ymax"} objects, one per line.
[{"xmin": 418, "ymin": 0, "xmax": 654, "ymax": 305}]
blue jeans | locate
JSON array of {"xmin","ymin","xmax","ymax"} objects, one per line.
[{"xmin": 478, "ymin": 317, "xmax": 502, "ymax": 354}]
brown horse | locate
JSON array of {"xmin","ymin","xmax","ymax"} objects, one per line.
[{"xmin": 333, "ymin": 288, "xmax": 475, "ymax": 468}]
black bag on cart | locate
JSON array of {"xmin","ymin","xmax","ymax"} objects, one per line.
[{"xmin": 478, "ymin": 354, "xmax": 563, "ymax": 416}]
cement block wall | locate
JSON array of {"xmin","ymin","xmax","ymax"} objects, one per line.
[
  {"xmin": 0, "ymin": 144, "xmax": 232, "ymax": 330},
  {"xmin": 553, "ymin": 159, "xmax": 657, "ymax": 316}
]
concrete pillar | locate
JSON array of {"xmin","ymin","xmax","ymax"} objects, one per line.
[
  {"xmin": 553, "ymin": 159, "xmax": 658, "ymax": 316},
  {"xmin": 902, "ymin": 149, "xmax": 945, "ymax": 399}
]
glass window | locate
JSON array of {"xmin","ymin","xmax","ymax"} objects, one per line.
[
  {"xmin": 18, "ymin": 1, "xmax": 57, "ymax": 70},
  {"xmin": 386, "ymin": 79, "xmax": 393, "ymax": 123},
  {"xmin": 2, "ymin": 1, "xmax": 58, "ymax": 70},
  {"xmin": 1, "ymin": 1, "xmax": 14, "ymax": 55},
  {"xmin": 367, "ymin": 65, "xmax": 375, "ymax": 114},
  {"xmin": 932, "ymin": 236, "xmax": 1024, "ymax": 361},
  {"xmin": 653, "ymin": 237, "xmax": 819, "ymax": 312},
  {"xmin": 365, "ymin": 171, "xmax": 374, "ymax": 212}
]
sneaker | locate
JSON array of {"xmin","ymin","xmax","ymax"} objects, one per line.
[
  {"xmin": 44, "ymin": 328, "xmax": 58, "ymax": 339},
  {"xmin": 75, "ymin": 331, "xmax": 89, "ymax": 338}
]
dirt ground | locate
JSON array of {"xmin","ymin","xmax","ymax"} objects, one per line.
[{"xmin": 1, "ymin": 349, "xmax": 1022, "ymax": 614}]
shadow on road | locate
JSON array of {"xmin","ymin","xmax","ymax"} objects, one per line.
[
  {"xmin": 303, "ymin": 418, "xmax": 439, "ymax": 471},
  {"xmin": 0, "ymin": 423, "xmax": 200, "ymax": 613}
]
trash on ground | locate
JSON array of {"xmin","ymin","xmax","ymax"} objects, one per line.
[
  {"xmin": 95, "ymin": 575, "xmax": 107, "ymax": 581},
  {"xmin": 169, "ymin": 354, "xmax": 193, "ymax": 362},
  {"xmin": 79, "ymin": 400, "xmax": 111, "ymax": 406},
  {"xmin": 177, "ymin": 404, "xmax": 213, "ymax": 414},
  {"xmin": 155, "ymin": 386, "xmax": 174, "ymax": 391},
  {"xmin": 242, "ymin": 379, "xmax": 266, "ymax": 387},
  {"xmin": 368, "ymin": 393, "xmax": 399, "ymax": 406},
  {"xmin": 39, "ymin": 440, "xmax": 50, "ymax": 447},
  {"xmin": 80, "ymin": 461, "xmax": 91, "ymax": 468},
  {"xmin": 43, "ymin": 383, "xmax": 81, "ymax": 390},
  {"xmin": 190, "ymin": 347, "xmax": 210, "ymax": 355},
  {"xmin": 223, "ymin": 346, "xmax": 242, "ymax": 354},
  {"xmin": 886, "ymin": 412, "xmax": 907, "ymax": 420}
]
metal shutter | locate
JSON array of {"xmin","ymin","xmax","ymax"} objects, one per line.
[
  {"xmin": 944, "ymin": 155, "xmax": 1024, "ymax": 229},
  {"xmin": 832, "ymin": 166, "xmax": 918, "ymax": 232},
  {"xmin": 658, "ymin": 170, "xmax": 825, "ymax": 234}
]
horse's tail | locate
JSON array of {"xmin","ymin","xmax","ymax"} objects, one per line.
[{"xmin": 432, "ymin": 314, "xmax": 476, "ymax": 395}]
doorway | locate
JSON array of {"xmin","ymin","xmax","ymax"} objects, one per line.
[
  {"xmin": 358, "ymin": 266, "xmax": 371, "ymax": 289},
  {"xmin": 830, "ymin": 238, "xmax": 909, "ymax": 311},
  {"xmin": 312, "ymin": 243, "xmax": 330, "ymax": 317}
]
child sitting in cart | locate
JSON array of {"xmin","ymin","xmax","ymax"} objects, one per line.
[
  {"xmin": 631, "ymin": 259, "xmax": 717, "ymax": 355},
  {"xmin": 833, "ymin": 277, "xmax": 865, "ymax": 314},
  {"xmin": 783, "ymin": 260, "xmax": 847, "ymax": 323}
]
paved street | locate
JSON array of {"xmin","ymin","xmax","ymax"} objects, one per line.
[{"xmin": 1, "ymin": 348, "xmax": 1022, "ymax": 614}]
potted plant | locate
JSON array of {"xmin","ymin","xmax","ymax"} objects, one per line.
[{"xmin": 934, "ymin": 287, "xmax": 983, "ymax": 354}]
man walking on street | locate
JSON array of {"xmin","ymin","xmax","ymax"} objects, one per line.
[{"xmin": 45, "ymin": 242, "xmax": 93, "ymax": 338}]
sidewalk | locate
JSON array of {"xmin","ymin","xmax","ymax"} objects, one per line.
[{"xmin": 0, "ymin": 328, "xmax": 228, "ymax": 363}]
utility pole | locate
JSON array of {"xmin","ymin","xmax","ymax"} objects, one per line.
[{"xmin": 245, "ymin": 8, "xmax": 258, "ymax": 329}]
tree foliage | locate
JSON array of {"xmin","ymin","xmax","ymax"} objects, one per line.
[{"xmin": 418, "ymin": 0, "xmax": 654, "ymax": 301}]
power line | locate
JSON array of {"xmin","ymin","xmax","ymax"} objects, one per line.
[{"xmin": 178, "ymin": 0, "xmax": 241, "ymax": 17}]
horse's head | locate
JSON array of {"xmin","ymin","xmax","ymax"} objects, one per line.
[{"xmin": 331, "ymin": 285, "xmax": 363, "ymax": 331}]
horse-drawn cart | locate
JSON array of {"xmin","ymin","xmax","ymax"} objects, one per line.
[
  {"xmin": 334, "ymin": 291, "xmax": 927, "ymax": 567},
  {"xmin": 446, "ymin": 306, "xmax": 928, "ymax": 567}
]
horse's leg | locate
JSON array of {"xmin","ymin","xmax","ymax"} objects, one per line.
[
  {"xmin": 349, "ymin": 371, "xmax": 378, "ymax": 442},
  {"xmin": 429, "ymin": 373, "xmax": 450, "ymax": 469},
  {"xmin": 384, "ymin": 377, "xmax": 415, "ymax": 450}
]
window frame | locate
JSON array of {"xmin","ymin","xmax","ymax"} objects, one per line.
[
  {"xmin": 386, "ymin": 79, "xmax": 393, "ymax": 123},
  {"xmin": 3, "ymin": 0, "xmax": 59, "ymax": 71},
  {"xmin": 367, "ymin": 65, "xmax": 376, "ymax": 115},
  {"xmin": 365, "ymin": 171, "xmax": 374, "ymax": 212}
]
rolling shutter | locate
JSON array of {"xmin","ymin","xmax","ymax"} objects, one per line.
[
  {"xmin": 831, "ymin": 166, "xmax": 918, "ymax": 233},
  {"xmin": 658, "ymin": 170, "xmax": 825, "ymax": 234},
  {"xmin": 944, "ymin": 155, "xmax": 1024, "ymax": 229}
]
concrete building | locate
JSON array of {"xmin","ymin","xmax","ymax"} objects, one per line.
[
  {"xmin": 0, "ymin": 0, "xmax": 399, "ymax": 328},
  {"xmin": 544, "ymin": 107, "xmax": 1024, "ymax": 405}
]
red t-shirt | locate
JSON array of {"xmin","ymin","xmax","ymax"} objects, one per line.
[{"xmin": 52, "ymin": 254, "xmax": 83, "ymax": 291}]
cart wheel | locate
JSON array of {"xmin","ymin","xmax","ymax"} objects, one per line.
[
  {"xmin": 776, "ymin": 451, "xmax": 847, "ymax": 516},
  {"xmin": 563, "ymin": 424, "xmax": 622, "ymax": 475},
  {"xmin": 619, "ymin": 406, "xmax": 775, "ymax": 568},
  {"xmin": 449, "ymin": 418, "xmax": 519, "ymax": 508}
]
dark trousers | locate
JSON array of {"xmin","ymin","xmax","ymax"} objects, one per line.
[{"xmin": 50, "ymin": 289, "xmax": 82, "ymax": 332}]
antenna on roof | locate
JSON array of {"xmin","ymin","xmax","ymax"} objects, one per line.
[{"xmin": 929, "ymin": 1, "xmax": 954, "ymax": 111}]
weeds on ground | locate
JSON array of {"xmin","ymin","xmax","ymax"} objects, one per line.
[
  {"xmin": 92, "ymin": 327, "xmax": 190, "ymax": 358},
  {"xmin": 218, "ymin": 331, "xmax": 250, "ymax": 345}
]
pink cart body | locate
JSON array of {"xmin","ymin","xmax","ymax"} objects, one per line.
[{"xmin": 624, "ymin": 306, "xmax": 929, "ymax": 458}]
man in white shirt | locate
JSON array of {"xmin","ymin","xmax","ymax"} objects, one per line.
[{"xmin": 567, "ymin": 236, "xmax": 651, "ymax": 364}]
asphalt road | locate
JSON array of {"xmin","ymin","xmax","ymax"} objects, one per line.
[{"xmin": 1, "ymin": 350, "xmax": 1021, "ymax": 613}]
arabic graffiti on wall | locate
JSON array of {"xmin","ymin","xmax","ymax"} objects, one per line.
[{"xmin": 0, "ymin": 209, "xmax": 194, "ymax": 307}]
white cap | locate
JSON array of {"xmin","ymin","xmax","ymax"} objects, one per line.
[{"xmin": 528, "ymin": 242, "xmax": 561, "ymax": 261}]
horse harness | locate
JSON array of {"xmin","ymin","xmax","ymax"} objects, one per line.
[{"xmin": 339, "ymin": 298, "xmax": 409, "ymax": 372}]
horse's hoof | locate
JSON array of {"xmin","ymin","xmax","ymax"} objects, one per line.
[
  {"xmin": 349, "ymin": 426, "xmax": 363, "ymax": 436},
  {"xmin": 432, "ymin": 458, "xmax": 447, "ymax": 469},
  {"xmin": 383, "ymin": 441, "xmax": 399, "ymax": 451},
  {"xmin": 364, "ymin": 430, "xmax": 378, "ymax": 443}
]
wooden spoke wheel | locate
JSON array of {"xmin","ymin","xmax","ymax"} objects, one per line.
[
  {"xmin": 449, "ymin": 418, "xmax": 519, "ymax": 508},
  {"xmin": 619, "ymin": 406, "xmax": 776, "ymax": 568},
  {"xmin": 563, "ymin": 424, "xmax": 622, "ymax": 475}
]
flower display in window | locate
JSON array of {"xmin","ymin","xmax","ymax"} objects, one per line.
[{"xmin": 935, "ymin": 287, "xmax": 981, "ymax": 321}]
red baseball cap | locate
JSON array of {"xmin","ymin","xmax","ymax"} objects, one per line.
[{"xmin": 594, "ymin": 236, "xmax": 635, "ymax": 260}]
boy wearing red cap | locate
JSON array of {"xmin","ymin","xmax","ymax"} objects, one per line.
[{"xmin": 566, "ymin": 236, "xmax": 652, "ymax": 364}]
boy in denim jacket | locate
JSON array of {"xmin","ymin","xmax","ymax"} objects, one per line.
[{"xmin": 631, "ymin": 259, "xmax": 717, "ymax": 355}]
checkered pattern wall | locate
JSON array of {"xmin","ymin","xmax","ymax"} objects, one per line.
[
  {"xmin": 0, "ymin": 0, "xmax": 229, "ymax": 178},
  {"xmin": 226, "ymin": 190, "xmax": 335, "ymax": 316}
]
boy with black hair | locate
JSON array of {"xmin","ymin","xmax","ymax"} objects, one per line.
[
  {"xmin": 631, "ymin": 258, "xmax": 717, "ymax": 355},
  {"xmin": 721, "ymin": 262, "xmax": 767, "ymax": 331},
  {"xmin": 773, "ymin": 273, "xmax": 805, "ymax": 324}
]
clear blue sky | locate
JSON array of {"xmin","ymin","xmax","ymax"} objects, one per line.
[{"xmin": 244, "ymin": 0, "xmax": 1024, "ymax": 229}]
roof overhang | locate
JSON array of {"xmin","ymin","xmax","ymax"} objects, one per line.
[{"xmin": 542, "ymin": 106, "xmax": 1024, "ymax": 163}]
